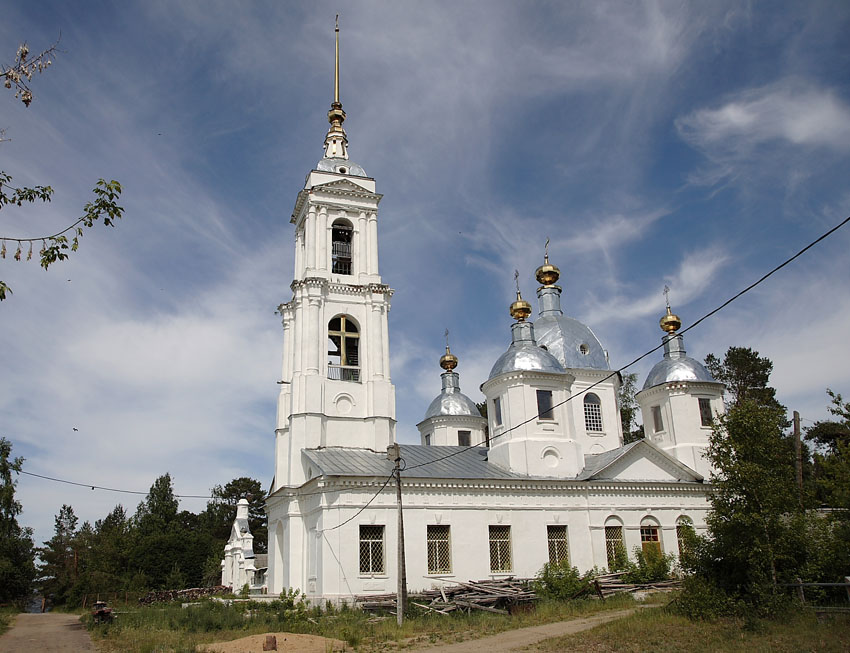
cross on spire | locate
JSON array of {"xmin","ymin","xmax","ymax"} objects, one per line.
[{"xmin": 663, "ymin": 284, "xmax": 671, "ymax": 310}]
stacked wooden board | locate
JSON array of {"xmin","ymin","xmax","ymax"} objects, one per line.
[{"xmin": 357, "ymin": 578, "xmax": 536, "ymax": 615}]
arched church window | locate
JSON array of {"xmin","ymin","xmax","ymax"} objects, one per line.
[
  {"xmin": 676, "ymin": 516, "xmax": 694, "ymax": 556},
  {"xmin": 604, "ymin": 517, "xmax": 625, "ymax": 569},
  {"xmin": 584, "ymin": 393, "xmax": 603, "ymax": 432},
  {"xmin": 327, "ymin": 315, "xmax": 360, "ymax": 382},
  {"xmin": 640, "ymin": 517, "xmax": 661, "ymax": 555},
  {"xmin": 331, "ymin": 218, "xmax": 353, "ymax": 275}
]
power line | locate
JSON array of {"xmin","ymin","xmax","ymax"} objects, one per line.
[
  {"xmin": 406, "ymin": 213, "xmax": 850, "ymax": 472},
  {"xmin": 318, "ymin": 470, "xmax": 395, "ymax": 533}
]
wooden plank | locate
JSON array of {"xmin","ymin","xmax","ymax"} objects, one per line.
[{"xmin": 454, "ymin": 600, "xmax": 508, "ymax": 614}]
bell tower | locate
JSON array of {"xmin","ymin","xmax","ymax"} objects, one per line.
[{"xmin": 273, "ymin": 21, "xmax": 396, "ymax": 490}]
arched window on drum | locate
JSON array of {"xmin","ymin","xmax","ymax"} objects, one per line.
[
  {"xmin": 584, "ymin": 393, "xmax": 603, "ymax": 432},
  {"xmin": 327, "ymin": 315, "xmax": 360, "ymax": 382},
  {"xmin": 331, "ymin": 219, "xmax": 353, "ymax": 275}
]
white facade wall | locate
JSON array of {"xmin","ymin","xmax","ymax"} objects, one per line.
[
  {"xmin": 417, "ymin": 414, "xmax": 487, "ymax": 447},
  {"xmin": 267, "ymin": 478, "xmax": 709, "ymax": 601}
]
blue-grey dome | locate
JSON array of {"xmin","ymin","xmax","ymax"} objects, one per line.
[
  {"xmin": 535, "ymin": 286, "xmax": 608, "ymax": 370},
  {"xmin": 424, "ymin": 389, "xmax": 481, "ymax": 419},
  {"xmin": 488, "ymin": 321, "xmax": 566, "ymax": 381},
  {"xmin": 317, "ymin": 157, "xmax": 367, "ymax": 177},
  {"xmin": 643, "ymin": 332, "xmax": 717, "ymax": 389}
]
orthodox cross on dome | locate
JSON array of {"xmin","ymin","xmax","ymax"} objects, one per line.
[
  {"xmin": 544, "ymin": 237, "xmax": 550, "ymax": 262},
  {"xmin": 510, "ymin": 269, "xmax": 532, "ymax": 321},
  {"xmin": 444, "ymin": 328, "xmax": 450, "ymax": 349},
  {"xmin": 324, "ymin": 15, "xmax": 349, "ymax": 160},
  {"xmin": 660, "ymin": 284, "xmax": 682, "ymax": 333},
  {"xmin": 440, "ymin": 328, "xmax": 458, "ymax": 370},
  {"xmin": 663, "ymin": 284, "xmax": 671, "ymax": 310}
]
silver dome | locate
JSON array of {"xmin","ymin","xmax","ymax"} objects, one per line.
[
  {"xmin": 488, "ymin": 321, "xmax": 566, "ymax": 380},
  {"xmin": 317, "ymin": 157, "xmax": 367, "ymax": 177},
  {"xmin": 424, "ymin": 372, "xmax": 482, "ymax": 420},
  {"xmin": 535, "ymin": 286, "xmax": 608, "ymax": 370},
  {"xmin": 643, "ymin": 332, "xmax": 717, "ymax": 389}
]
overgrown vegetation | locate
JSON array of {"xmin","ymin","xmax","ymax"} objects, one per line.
[{"xmin": 89, "ymin": 593, "xmax": 639, "ymax": 653}]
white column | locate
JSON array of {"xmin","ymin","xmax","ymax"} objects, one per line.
[
  {"xmin": 293, "ymin": 229, "xmax": 303, "ymax": 280},
  {"xmin": 293, "ymin": 294, "xmax": 304, "ymax": 374},
  {"xmin": 317, "ymin": 207, "xmax": 328, "ymax": 272},
  {"xmin": 381, "ymin": 302, "xmax": 391, "ymax": 380},
  {"xmin": 357, "ymin": 211, "xmax": 367, "ymax": 278},
  {"xmin": 368, "ymin": 212, "xmax": 378, "ymax": 276},
  {"xmin": 281, "ymin": 314, "xmax": 293, "ymax": 380},
  {"xmin": 370, "ymin": 302, "xmax": 383, "ymax": 380},
  {"xmin": 307, "ymin": 295, "xmax": 320, "ymax": 374},
  {"xmin": 305, "ymin": 205, "xmax": 317, "ymax": 271}
]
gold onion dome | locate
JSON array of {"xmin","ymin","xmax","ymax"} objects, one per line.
[
  {"xmin": 440, "ymin": 345, "xmax": 458, "ymax": 371},
  {"xmin": 510, "ymin": 290, "xmax": 532, "ymax": 321},
  {"xmin": 659, "ymin": 305, "xmax": 682, "ymax": 333},
  {"xmin": 535, "ymin": 254, "xmax": 560, "ymax": 287}
]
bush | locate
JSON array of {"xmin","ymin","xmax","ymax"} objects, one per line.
[
  {"xmin": 533, "ymin": 560, "xmax": 595, "ymax": 600},
  {"xmin": 673, "ymin": 576, "xmax": 737, "ymax": 620},
  {"xmin": 620, "ymin": 546, "xmax": 674, "ymax": 584}
]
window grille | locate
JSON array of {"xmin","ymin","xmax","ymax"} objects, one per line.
[
  {"xmin": 458, "ymin": 431, "xmax": 471, "ymax": 447},
  {"xmin": 488, "ymin": 525, "xmax": 512, "ymax": 573},
  {"xmin": 359, "ymin": 525, "xmax": 384, "ymax": 574},
  {"xmin": 328, "ymin": 315, "xmax": 360, "ymax": 382},
  {"xmin": 584, "ymin": 393, "xmax": 603, "ymax": 432},
  {"xmin": 427, "ymin": 525, "xmax": 451, "ymax": 574},
  {"xmin": 677, "ymin": 518, "xmax": 694, "ymax": 556},
  {"xmin": 493, "ymin": 397, "xmax": 502, "ymax": 426},
  {"xmin": 537, "ymin": 390, "xmax": 554, "ymax": 420},
  {"xmin": 331, "ymin": 220, "xmax": 353, "ymax": 275},
  {"xmin": 652, "ymin": 405, "xmax": 664, "ymax": 433},
  {"xmin": 547, "ymin": 525, "xmax": 569, "ymax": 565},
  {"xmin": 640, "ymin": 524, "xmax": 661, "ymax": 554},
  {"xmin": 698, "ymin": 398, "xmax": 713, "ymax": 427},
  {"xmin": 605, "ymin": 525, "xmax": 625, "ymax": 568}
]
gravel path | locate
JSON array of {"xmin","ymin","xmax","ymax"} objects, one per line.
[
  {"xmin": 404, "ymin": 608, "xmax": 641, "ymax": 652},
  {"xmin": 0, "ymin": 613, "xmax": 95, "ymax": 652}
]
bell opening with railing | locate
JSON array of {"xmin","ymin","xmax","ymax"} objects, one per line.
[
  {"xmin": 332, "ymin": 220, "xmax": 353, "ymax": 275},
  {"xmin": 328, "ymin": 314, "xmax": 360, "ymax": 382}
]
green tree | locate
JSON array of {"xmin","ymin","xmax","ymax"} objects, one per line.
[
  {"xmin": 704, "ymin": 346, "xmax": 784, "ymax": 410},
  {"xmin": 39, "ymin": 504, "xmax": 79, "ymax": 604},
  {"xmin": 805, "ymin": 389, "xmax": 850, "ymax": 455},
  {"xmin": 202, "ymin": 477, "xmax": 267, "ymax": 553},
  {"xmin": 0, "ymin": 438, "xmax": 36, "ymax": 604},
  {"xmin": 1, "ymin": 40, "xmax": 123, "ymax": 301},
  {"xmin": 617, "ymin": 372, "xmax": 644, "ymax": 444}
]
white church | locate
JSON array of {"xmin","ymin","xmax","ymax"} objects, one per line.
[{"xmin": 243, "ymin": 29, "xmax": 726, "ymax": 602}]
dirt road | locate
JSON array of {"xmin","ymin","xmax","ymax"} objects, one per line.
[
  {"xmin": 0, "ymin": 613, "xmax": 95, "ymax": 652},
  {"xmin": 405, "ymin": 608, "xmax": 640, "ymax": 652}
]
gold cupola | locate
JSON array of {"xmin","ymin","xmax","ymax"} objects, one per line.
[
  {"xmin": 440, "ymin": 344, "xmax": 458, "ymax": 371},
  {"xmin": 659, "ymin": 286, "xmax": 682, "ymax": 333},
  {"xmin": 509, "ymin": 270, "xmax": 532, "ymax": 321},
  {"xmin": 535, "ymin": 239, "xmax": 560, "ymax": 287}
]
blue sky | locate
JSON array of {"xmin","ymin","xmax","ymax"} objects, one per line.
[{"xmin": 2, "ymin": 1, "xmax": 850, "ymax": 546}]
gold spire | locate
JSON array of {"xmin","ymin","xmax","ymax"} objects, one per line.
[
  {"xmin": 509, "ymin": 270, "xmax": 532, "ymax": 321},
  {"xmin": 323, "ymin": 16, "xmax": 348, "ymax": 159},
  {"xmin": 659, "ymin": 285, "xmax": 682, "ymax": 333},
  {"xmin": 535, "ymin": 237, "xmax": 560, "ymax": 286},
  {"xmin": 440, "ymin": 329, "xmax": 459, "ymax": 371}
]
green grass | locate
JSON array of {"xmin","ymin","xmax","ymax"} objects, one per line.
[
  {"xmin": 534, "ymin": 606, "xmax": 850, "ymax": 652},
  {"xmin": 88, "ymin": 594, "xmax": 641, "ymax": 652},
  {"xmin": 0, "ymin": 606, "xmax": 18, "ymax": 637}
]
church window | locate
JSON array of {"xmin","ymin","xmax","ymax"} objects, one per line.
[
  {"xmin": 493, "ymin": 397, "xmax": 503, "ymax": 426},
  {"xmin": 427, "ymin": 525, "xmax": 452, "ymax": 574},
  {"xmin": 547, "ymin": 525, "xmax": 569, "ymax": 565},
  {"xmin": 458, "ymin": 431, "xmax": 471, "ymax": 447},
  {"xmin": 328, "ymin": 315, "xmax": 360, "ymax": 382},
  {"xmin": 698, "ymin": 398, "xmax": 713, "ymax": 427},
  {"xmin": 425, "ymin": 433, "xmax": 431, "ymax": 446},
  {"xmin": 640, "ymin": 518, "xmax": 661, "ymax": 555},
  {"xmin": 584, "ymin": 393, "xmax": 603, "ymax": 432},
  {"xmin": 331, "ymin": 218, "xmax": 353, "ymax": 275},
  {"xmin": 605, "ymin": 521, "xmax": 625, "ymax": 569},
  {"xmin": 579, "ymin": 343, "xmax": 589, "ymax": 355},
  {"xmin": 537, "ymin": 390, "xmax": 554, "ymax": 420},
  {"xmin": 652, "ymin": 405, "xmax": 664, "ymax": 433},
  {"xmin": 359, "ymin": 525, "xmax": 384, "ymax": 574},
  {"xmin": 489, "ymin": 525, "xmax": 512, "ymax": 573},
  {"xmin": 677, "ymin": 516, "xmax": 694, "ymax": 556}
]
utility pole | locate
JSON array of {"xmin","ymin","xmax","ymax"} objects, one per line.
[
  {"xmin": 387, "ymin": 443, "xmax": 408, "ymax": 625},
  {"xmin": 793, "ymin": 410, "xmax": 803, "ymax": 508}
]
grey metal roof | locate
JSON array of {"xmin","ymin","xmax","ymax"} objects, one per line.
[
  {"xmin": 302, "ymin": 443, "xmax": 702, "ymax": 483},
  {"xmin": 488, "ymin": 321, "xmax": 566, "ymax": 381},
  {"xmin": 317, "ymin": 157, "xmax": 367, "ymax": 177},
  {"xmin": 643, "ymin": 333, "xmax": 718, "ymax": 390},
  {"xmin": 424, "ymin": 371, "xmax": 482, "ymax": 420},
  {"xmin": 578, "ymin": 440, "xmax": 703, "ymax": 482},
  {"xmin": 535, "ymin": 286, "xmax": 609, "ymax": 370}
]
